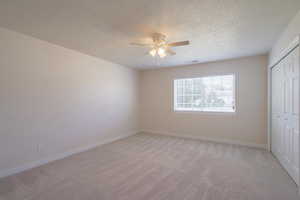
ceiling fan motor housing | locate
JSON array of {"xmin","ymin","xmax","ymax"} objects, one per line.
[{"xmin": 152, "ymin": 33, "xmax": 167, "ymax": 45}]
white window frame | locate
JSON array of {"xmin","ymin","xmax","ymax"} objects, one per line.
[{"xmin": 173, "ymin": 74, "xmax": 236, "ymax": 113}]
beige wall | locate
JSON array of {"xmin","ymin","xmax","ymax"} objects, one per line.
[
  {"xmin": 0, "ymin": 24, "xmax": 271, "ymax": 176},
  {"xmin": 139, "ymin": 55, "xmax": 268, "ymax": 147},
  {"xmin": 0, "ymin": 27, "xmax": 139, "ymax": 176},
  {"xmin": 269, "ymin": 10, "xmax": 300, "ymax": 65}
]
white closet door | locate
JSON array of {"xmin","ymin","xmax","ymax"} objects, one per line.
[
  {"xmin": 271, "ymin": 61, "xmax": 283, "ymax": 157},
  {"xmin": 271, "ymin": 46, "xmax": 299, "ymax": 185},
  {"xmin": 288, "ymin": 48, "xmax": 299, "ymax": 184}
]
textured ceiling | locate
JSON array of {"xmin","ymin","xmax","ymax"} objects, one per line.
[{"xmin": 0, "ymin": 0, "xmax": 299, "ymax": 69}]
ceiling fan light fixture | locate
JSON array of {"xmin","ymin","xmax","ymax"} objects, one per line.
[
  {"xmin": 157, "ymin": 47, "xmax": 165, "ymax": 55},
  {"xmin": 131, "ymin": 33, "xmax": 190, "ymax": 59},
  {"xmin": 158, "ymin": 52, "xmax": 166, "ymax": 58},
  {"xmin": 149, "ymin": 49, "xmax": 157, "ymax": 57}
]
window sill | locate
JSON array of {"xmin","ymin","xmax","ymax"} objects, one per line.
[{"xmin": 173, "ymin": 110, "xmax": 236, "ymax": 115}]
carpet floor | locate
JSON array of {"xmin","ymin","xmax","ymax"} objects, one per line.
[{"xmin": 0, "ymin": 133, "xmax": 298, "ymax": 200}]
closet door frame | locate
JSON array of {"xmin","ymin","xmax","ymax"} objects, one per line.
[{"xmin": 268, "ymin": 35, "xmax": 300, "ymax": 186}]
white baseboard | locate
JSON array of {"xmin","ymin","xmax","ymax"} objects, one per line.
[
  {"xmin": 140, "ymin": 130, "xmax": 267, "ymax": 150},
  {"xmin": 0, "ymin": 131, "xmax": 138, "ymax": 178}
]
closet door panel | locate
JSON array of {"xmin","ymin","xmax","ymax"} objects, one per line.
[
  {"xmin": 271, "ymin": 46, "xmax": 299, "ymax": 185},
  {"xmin": 290, "ymin": 48, "xmax": 299, "ymax": 183},
  {"xmin": 271, "ymin": 64, "xmax": 281, "ymax": 156},
  {"xmin": 292, "ymin": 78, "xmax": 299, "ymax": 115}
]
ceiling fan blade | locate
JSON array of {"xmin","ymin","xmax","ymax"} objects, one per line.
[
  {"xmin": 166, "ymin": 49, "xmax": 176, "ymax": 56},
  {"xmin": 130, "ymin": 42, "xmax": 153, "ymax": 47},
  {"xmin": 167, "ymin": 41, "xmax": 190, "ymax": 47}
]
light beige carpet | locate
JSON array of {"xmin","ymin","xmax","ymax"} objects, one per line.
[{"xmin": 0, "ymin": 133, "xmax": 298, "ymax": 200}]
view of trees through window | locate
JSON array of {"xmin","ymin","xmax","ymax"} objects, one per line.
[{"xmin": 174, "ymin": 75, "xmax": 235, "ymax": 112}]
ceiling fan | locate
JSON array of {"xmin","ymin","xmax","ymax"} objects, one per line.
[{"xmin": 130, "ymin": 33, "xmax": 190, "ymax": 58}]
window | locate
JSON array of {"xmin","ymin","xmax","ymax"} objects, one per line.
[{"xmin": 174, "ymin": 74, "xmax": 235, "ymax": 112}]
